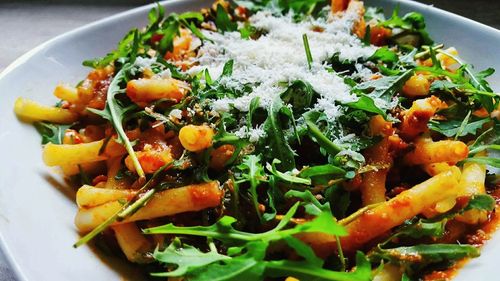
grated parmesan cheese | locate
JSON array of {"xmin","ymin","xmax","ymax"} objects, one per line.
[
  {"xmin": 154, "ymin": 68, "xmax": 172, "ymax": 79},
  {"xmin": 134, "ymin": 56, "xmax": 157, "ymax": 71},
  {"xmin": 169, "ymin": 109, "xmax": 183, "ymax": 120},
  {"xmin": 234, "ymin": 124, "xmax": 267, "ymax": 143},
  {"xmin": 191, "ymin": 7, "xmax": 377, "ymax": 124}
]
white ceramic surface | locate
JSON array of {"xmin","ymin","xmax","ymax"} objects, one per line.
[{"xmin": 0, "ymin": 0, "xmax": 498, "ymax": 280}]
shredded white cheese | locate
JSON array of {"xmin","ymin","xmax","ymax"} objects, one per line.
[
  {"xmin": 169, "ymin": 109, "xmax": 183, "ymax": 120},
  {"xmin": 191, "ymin": 8, "xmax": 376, "ymax": 120},
  {"xmin": 234, "ymin": 124, "xmax": 267, "ymax": 143},
  {"xmin": 134, "ymin": 56, "xmax": 157, "ymax": 70},
  {"xmin": 155, "ymin": 68, "xmax": 172, "ymax": 79}
]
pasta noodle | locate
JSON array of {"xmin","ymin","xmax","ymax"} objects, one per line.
[{"xmin": 75, "ymin": 182, "xmax": 222, "ymax": 232}]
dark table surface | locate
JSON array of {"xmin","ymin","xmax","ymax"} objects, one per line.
[{"xmin": 0, "ymin": 0, "xmax": 498, "ymax": 280}]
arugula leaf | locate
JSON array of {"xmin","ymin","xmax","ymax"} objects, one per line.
[
  {"xmin": 265, "ymin": 251, "xmax": 372, "ymax": 281},
  {"xmin": 145, "ymin": 202, "xmax": 346, "ymax": 240},
  {"xmin": 462, "ymin": 157, "xmax": 500, "ymax": 168},
  {"xmin": 147, "ymin": 202, "xmax": 364, "ymax": 281},
  {"xmin": 155, "ymin": 239, "xmax": 371, "ymax": 281},
  {"xmin": 431, "ymin": 50, "xmax": 499, "ymax": 112},
  {"xmin": 232, "ymin": 0, "xmax": 271, "ymax": 13},
  {"xmin": 390, "ymin": 218, "xmax": 446, "ymax": 241},
  {"xmin": 147, "ymin": 3, "xmax": 165, "ymax": 29},
  {"xmin": 328, "ymin": 53, "xmax": 357, "ymax": 74},
  {"xmin": 262, "ymin": 99, "xmax": 296, "ymax": 171},
  {"xmin": 473, "ymin": 67, "xmax": 495, "ymax": 92},
  {"xmin": 284, "ymin": 189, "xmax": 329, "ymax": 216},
  {"xmin": 369, "ymin": 244, "xmax": 480, "ymax": 270},
  {"xmin": 368, "ymin": 47, "xmax": 399, "ymax": 64},
  {"xmin": 33, "ymin": 122, "xmax": 72, "ymax": 145},
  {"xmin": 303, "ymin": 111, "xmax": 344, "ymax": 156},
  {"xmin": 213, "ymin": 114, "xmax": 249, "ymax": 167},
  {"xmin": 346, "ymin": 94, "xmax": 386, "ymax": 117},
  {"xmin": 299, "ymin": 164, "xmax": 345, "ymax": 178},
  {"xmin": 234, "ymin": 0, "xmax": 328, "ymax": 20},
  {"xmin": 283, "ymin": 236, "xmax": 324, "ymax": 266},
  {"xmin": 157, "ymin": 16, "xmax": 181, "ymax": 55},
  {"xmin": 354, "ymin": 70, "xmax": 413, "ymax": 108},
  {"xmin": 236, "ymin": 155, "xmax": 267, "ymax": 221},
  {"xmin": 221, "ymin": 59, "xmax": 235, "ymax": 77},
  {"xmin": 239, "ymin": 22, "xmax": 258, "ymax": 39},
  {"xmin": 468, "ymin": 123, "xmax": 500, "ymax": 154},
  {"xmin": 83, "ymin": 5, "xmax": 206, "ymax": 69},
  {"xmin": 333, "ymin": 150, "xmax": 365, "ymax": 170},
  {"xmin": 266, "ymin": 159, "xmax": 311, "ymax": 185},
  {"xmin": 429, "ymin": 80, "xmax": 461, "ymax": 92},
  {"xmin": 215, "ymin": 4, "xmax": 238, "ymax": 33},
  {"xmin": 184, "ymin": 241, "xmax": 267, "ymax": 281},
  {"xmin": 262, "ymin": 175, "xmax": 281, "ymax": 222},
  {"xmin": 153, "ymin": 239, "xmax": 230, "ymax": 277},
  {"xmin": 280, "ymin": 80, "xmax": 316, "ymax": 113},
  {"xmin": 83, "ymin": 29, "xmax": 140, "ymax": 68},
  {"xmin": 428, "ymin": 117, "xmax": 490, "ymax": 138},
  {"xmin": 283, "ymin": 0, "xmax": 326, "ymax": 16},
  {"xmin": 298, "ymin": 164, "xmax": 346, "ymax": 185},
  {"xmin": 87, "ymin": 64, "xmax": 143, "ymax": 177},
  {"xmin": 325, "ymin": 185, "xmax": 351, "ymax": 219},
  {"xmin": 380, "ymin": 7, "xmax": 433, "ymax": 46},
  {"xmin": 463, "ymin": 194, "xmax": 496, "ymax": 212},
  {"xmin": 247, "ymin": 96, "xmax": 260, "ymax": 129}
]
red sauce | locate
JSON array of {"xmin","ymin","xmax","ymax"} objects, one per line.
[{"xmin": 425, "ymin": 190, "xmax": 500, "ymax": 280}]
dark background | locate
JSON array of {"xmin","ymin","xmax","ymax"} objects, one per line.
[{"xmin": 0, "ymin": 0, "xmax": 499, "ymax": 70}]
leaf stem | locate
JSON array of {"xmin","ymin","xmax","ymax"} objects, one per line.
[
  {"xmin": 414, "ymin": 43, "xmax": 444, "ymax": 59},
  {"xmin": 265, "ymin": 261, "xmax": 367, "ymax": 281},
  {"xmin": 302, "ymin": 34, "xmax": 313, "ymax": 70},
  {"xmin": 336, "ymin": 237, "xmax": 346, "ymax": 272},
  {"xmin": 107, "ymin": 65, "xmax": 145, "ymax": 179},
  {"xmin": 117, "ymin": 188, "xmax": 156, "ymax": 220},
  {"xmin": 305, "ymin": 120, "xmax": 343, "ymax": 156},
  {"xmin": 435, "ymin": 49, "xmax": 498, "ymax": 95},
  {"xmin": 454, "ymin": 110, "xmax": 471, "ymax": 140}
]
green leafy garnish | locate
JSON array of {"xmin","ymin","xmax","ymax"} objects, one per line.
[
  {"xmin": 368, "ymin": 47, "xmax": 399, "ymax": 64},
  {"xmin": 266, "ymin": 159, "xmax": 311, "ymax": 185},
  {"xmin": 428, "ymin": 116, "xmax": 490, "ymax": 138},
  {"xmin": 152, "ymin": 238, "xmax": 230, "ymax": 277},
  {"xmin": 236, "ymin": 155, "xmax": 267, "ymax": 221},
  {"xmin": 354, "ymin": 69, "xmax": 413, "ymax": 108},
  {"xmin": 145, "ymin": 202, "xmax": 373, "ymax": 281},
  {"xmin": 369, "ymin": 244, "xmax": 480, "ymax": 274},
  {"xmin": 34, "ymin": 122, "xmax": 72, "ymax": 145},
  {"xmin": 145, "ymin": 202, "xmax": 346, "ymax": 242},
  {"xmin": 285, "ymin": 189, "xmax": 329, "ymax": 216},
  {"xmin": 262, "ymin": 99, "xmax": 296, "ymax": 170},
  {"xmin": 87, "ymin": 64, "xmax": 144, "ymax": 178},
  {"xmin": 215, "ymin": 4, "xmax": 238, "ymax": 33}
]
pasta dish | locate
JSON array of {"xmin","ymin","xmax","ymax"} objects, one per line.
[{"xmin": 13, "ymin": 0, "xmax": 500, "ymax": 280}]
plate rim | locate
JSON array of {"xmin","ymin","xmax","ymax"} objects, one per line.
[{"xmin": 0, "ymin": 0, "xmax": 498, "ymax": 280}]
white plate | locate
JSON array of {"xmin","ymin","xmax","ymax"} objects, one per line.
[{"xmin": 0, "ymin": 0, "xmax": 498, "ymax": 280}]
